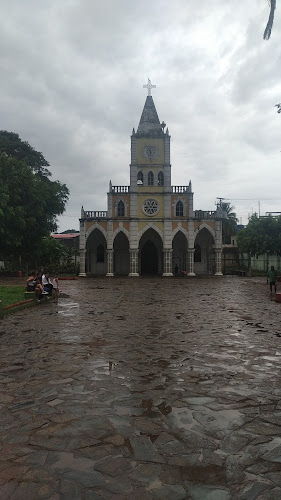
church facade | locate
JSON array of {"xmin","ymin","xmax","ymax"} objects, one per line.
[{"xmin": 79, "ymin": 81, "xmax": 224, "ymax": 277}]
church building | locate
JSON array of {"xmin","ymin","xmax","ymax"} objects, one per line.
[{"xmin": 79, "ymin": 80, "xmax": 223, "ymax": 277}]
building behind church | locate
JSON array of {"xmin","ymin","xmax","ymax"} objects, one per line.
[{"xmin": 79, "ymin": 82, "xmax": 224, "ymax": 277}]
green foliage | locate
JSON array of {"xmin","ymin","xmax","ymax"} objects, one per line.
[
  {"xmin": 0, "ymin": 286, "xmax": 24, "ymax": 307},
  {"xmin": 237, "ymin": 215, "xmax": 281, "ymax": 256},
  {"xmin": 60, "ymin": 229, "xmax": 79, "ymax": 234},
  {"xmin": 221, "ymin": 202, "xmax": 238, "ymax": 244},
  {"xmin": 0, "ymin": 131, "xmax": 51, "ymax": 177},
  {"xmin": 0, "ymin": 131, "xmax": 69, "ymax": 264},
  {"xmin": 33, "ymin": 237, "xmax": 69, "ymax": 268}
]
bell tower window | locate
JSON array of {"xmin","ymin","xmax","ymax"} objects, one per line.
[
  {"xmin": 158, "ymin": 171, "xmax": 164, "ymax": 186},
  {"xmin": 137, "ymin": 171, "xmax": 143, "ymax": 184},
  {"xmin": 148, "ymin": 171, "xmax": 154, "ymax": 186}
]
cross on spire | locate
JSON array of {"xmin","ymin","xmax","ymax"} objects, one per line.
[{"xmin": 143, "ymin": 78, "xmax": 156, "ymax": 96}]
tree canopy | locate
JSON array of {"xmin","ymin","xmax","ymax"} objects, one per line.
[
  {"xmin": 236, "ymin": 214, "xmax": 281, "ymax": 256},
  {"xmin": 221, "ymin": 202, "xmax": 238, "ymax": 244},
  {"xmin": 0, "ymin": 131, "xmax": 69, "ymax": 264}
]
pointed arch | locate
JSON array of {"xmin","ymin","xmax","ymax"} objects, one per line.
[
  {"xmin": 86, "ymin": 222, "xmax": 107, "ymax": 240},
  {"xmin": 117, "ymin": 200, "xmax": 125, "ymax": 217},
  {"xmin": 113, "ymin": 231, "xmax": 130, "ymax": 275},
  {"xmin": 194, "ymin": 222, "xmax": 216, "ymax": 240},
  {"xmin": 148, "ymin": 171, "xmax": 154, "ymax": 186},
  {"xmin": 172, "ymin": 226, "xmax": 189, "ymax": 240},
  {"xmin": 194, "ymin": 225, "xmax": 216, "ymax": 275},
  {"xmin": 137, "ymin": 171, "xmax": 143, "ymax": 183},
  {"xmin": 172, "ymin": 229, "xmax": 188, "ymax": 274},
  {"xmin": 158, "ymin": 171, "xmax": 164, "ymax": 186},
  {"xmin": 113, "ymin": 226, "xmax": 130, "ymax": 241},
  {"xmin": 139, "ymin": 227, "xmax": 163, "ymax": 275},
  {"xmin": 176, "ymin": 200, "xmax": 183, "ymax": 217},
  {"xmin": 138, "ymin": 223, "xmax": 163, "ymax": 243},
  {"xmin": 86, "ymin": 227, "xmax": 107, "ymax": 275}
]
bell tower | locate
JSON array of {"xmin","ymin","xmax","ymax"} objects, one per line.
[{"xmin": 130, "ymin": 79, "xmax": 171, "ymax": 217}]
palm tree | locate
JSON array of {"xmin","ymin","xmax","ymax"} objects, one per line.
[
  {"xmin": 264, "ymin": 0, "xmax": 276, "ymax": 40},
  {"xmin": 221, "ymin": 202, "xmax": 239, "ymax": 244}
]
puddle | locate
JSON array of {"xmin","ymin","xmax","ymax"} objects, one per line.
[
  {"xmin": 183, "ymin": 397, "xmax": 215, "ymax": 405},
  {"xmin": 58, "ymin": 302, "xmax": 79, "ymax": 317}
]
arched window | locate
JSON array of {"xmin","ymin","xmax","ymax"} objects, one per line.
[
  {"xmin": 117, "ymin": 200, "xmax": 125, "ymax": 217},
  {"xmin": 148, "ymin": 171, "xmax": 154, "ymax": 186},
  {"xmin": 137, "ymin": 171, "xmax": 143, "ymax": 184},
  {"xmin": 194, "ymin": 244, "xmax": 201, "ymax": 262},
  {"xmin": 158, "ymin": 171, "xmax": 164, "ymax": 186},
  {"xmin": 176, "ymin": 200, "xmax": 183, "ymax": 217},
  {"xmin": 96, "ymin": 244, "xmax": 104, "ymax": 263}
]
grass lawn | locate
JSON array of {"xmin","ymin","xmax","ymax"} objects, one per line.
[{"xmin": 0, "ymin": 286, "xmax": 25, "ymax": 307}]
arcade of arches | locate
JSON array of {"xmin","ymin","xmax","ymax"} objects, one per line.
[{"xmin": 85, "ymin": 226, "xmax": 218, "ymax": 276}]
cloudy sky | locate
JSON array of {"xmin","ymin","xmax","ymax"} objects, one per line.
[{"xmin": 1, "ymin": 0, "xmax": 280, "ymax": 231}]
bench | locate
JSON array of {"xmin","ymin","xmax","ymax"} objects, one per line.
[{"xmin": 24, "ymin": 290, "xmax": 53, "ymax": 302}]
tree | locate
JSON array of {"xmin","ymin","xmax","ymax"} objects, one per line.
[
  {"xmin": 236, "ymin": 214, "xmax": 281, "ymax": 256},
  {"xmin": 264, "ymin": 0, "xmax": 276, "ymax": 40},
  {"xmin": 221, "ymin": 202, "xmax": 238, "ymax": 244},
  {"xmin": 33, "ymin": 236, "xmax": 69, "ymax": 269},
  {"xmin": 60, "ymin": 229, "xmax": 79, "ymax": 234},
  {"xmin": 0, "ymin": 131, "xmax": 51, "ymax": 177},
  {"xmin": 0, "ymin": 131, "xmax": 69, "ymax": 265}
]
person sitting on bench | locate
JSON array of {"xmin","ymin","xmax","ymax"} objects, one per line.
[
  {"xmin": 35, "ymin": 278, "xmax": 45, "ymax": 302},
  {"xmin": 42, "ymin": 271, "xmax": 53, "ymax": 295},
  {"xmin": 26, "ymin": 272, "xmax": 37, "ymax": 292}
]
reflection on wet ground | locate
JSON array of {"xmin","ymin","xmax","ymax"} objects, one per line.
[{"xmin": 0, "ymin": 276, "xmax": 281, "ymax": 499}]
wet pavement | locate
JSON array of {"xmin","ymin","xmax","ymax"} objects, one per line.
[{"xmin": 1, "ymin": 276, "xmax": 281, "ymax": 499}]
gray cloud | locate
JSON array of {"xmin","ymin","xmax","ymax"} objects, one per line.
[{"xmin": 0, "ymin": 0, "xmax": 280, "ymax": 230}]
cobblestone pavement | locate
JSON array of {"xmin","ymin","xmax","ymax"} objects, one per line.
[{"xmin": 1, "ymin": 276, "xmax": 281, "ymax": 500}]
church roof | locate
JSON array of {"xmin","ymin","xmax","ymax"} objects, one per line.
[{"xmin": 136, "ymin": 96, "xmax": 164, "ymax": 137}]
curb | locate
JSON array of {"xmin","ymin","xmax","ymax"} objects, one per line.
[{"xmin": 0, "ymin": 298, "xmax": 35, "ymax": 318}]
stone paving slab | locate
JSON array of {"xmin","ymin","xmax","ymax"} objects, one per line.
[{"xmin": 0, "ymin": 276, "xmax": 281, "ymax": 499}]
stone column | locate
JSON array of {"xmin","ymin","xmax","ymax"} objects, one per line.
[
  {"xmin": 214, "ymin": 248, "xmax": 223, "ymax": 276},
  {"xmin": 106, "ymin": 249, "xmax": 114, "ymax": 276},
  {"xmin": 79, "ymin": 221, "xmax": 86, "ymax": 277},
  {"xmin": 187, "ymin": 249, "xmax": 196, "ymax": 276},
  {"xmin": 129, "ymin": 249, "xmax": 139, "ymax": 276},
  {"xmin": 163, "ymin": 249, "xmax": 173, "ymax": 276}
]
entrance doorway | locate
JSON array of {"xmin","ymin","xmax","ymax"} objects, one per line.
[
  {"xmin": 141, "ymin": 240, "xmax": 158, "ymax": 274},
  {"xmin": 139, "ymin": 228, "xmax": 163, "ymax": 275}
]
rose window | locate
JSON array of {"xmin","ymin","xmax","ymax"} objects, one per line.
[{"xmin": 142, "ymin": 199, "xmax": 159, "ymax": 216}]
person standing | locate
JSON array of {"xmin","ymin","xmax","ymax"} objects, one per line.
[
  {"xmin": 52, "ymin": 274, "xmax": 59, "ymax": 302},
  {"xmin": 268, "ymin": 265, "xmax": 278, "ymax": 293}
]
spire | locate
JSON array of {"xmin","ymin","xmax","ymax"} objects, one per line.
[{"xmin": 136, "ymin": 96, "xmax": 163, "ymax": 137}]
